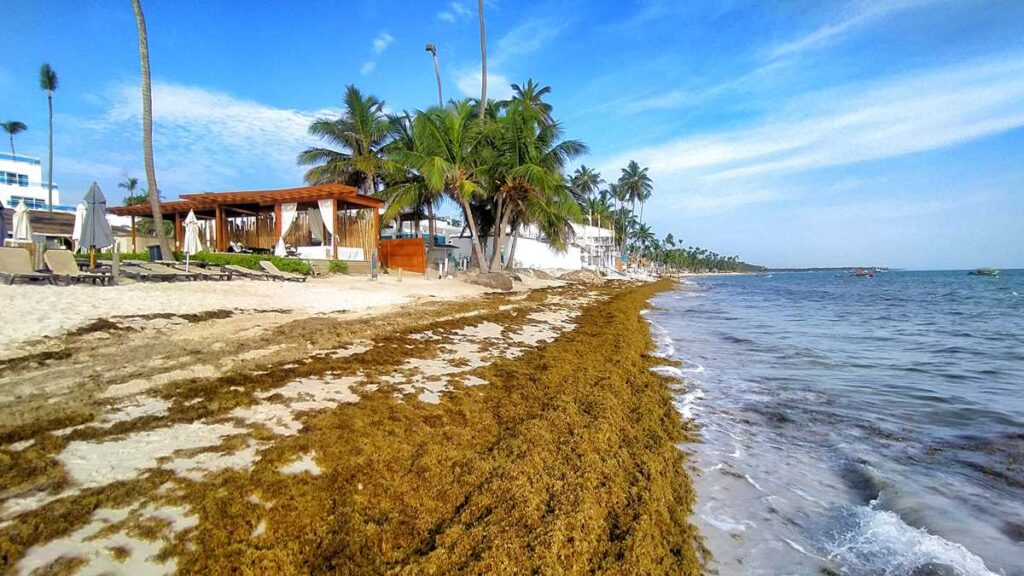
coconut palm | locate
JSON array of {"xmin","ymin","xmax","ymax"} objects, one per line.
[
  {"xmin": 39, "ymin": 64, "xmax": 58, "ymax": 211},
  {"xmin": 389, "ymin": 100, "xmax": 489, "ymax": 271},
  {"xmin": 119, "ymin": 177, "xmax": 140, "ymax": 203},
  {"xmin": 477, "ymin": 0, "xmax": 487, "ymax": 120},
  {"xmin": 617, "ymin": 160, "xmax": 653, "ymax": 247},
  {"xmin": 569, "ymin": 165, "xmax": 603, "ymax": 224},
  {"xmin": 130, "ymin": 0, "xmax": 174, "ymax": 258},
  {"xmin": 2, "ymin": 121, "xmax": 27, "ymax": 156},
  {"xmin": 298, "ymin": 85, "xmax": 391, "ymax": 196},
  {"xmin": 508, "ymin": 79, "xmax": 554, "ymax": 126},
  {"xmin": 483, "ymin": 100, "xmax": 586, "ymax": 271}
]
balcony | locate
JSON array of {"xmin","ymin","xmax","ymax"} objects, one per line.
[{"xmin": 0, "ymin": 152, "xmax": 42, "ymax": 165}]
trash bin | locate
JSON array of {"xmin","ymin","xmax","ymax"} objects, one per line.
[{"xmin": 148, "ymin": 245, "xmax": 163, "ymax": 262}]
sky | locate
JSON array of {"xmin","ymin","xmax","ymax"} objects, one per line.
[{"xmin": 2, "ymin": 0, "xmax": 1023, "ymax": 269}]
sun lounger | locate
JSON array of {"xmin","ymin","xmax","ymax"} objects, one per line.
[
  {"xmin": 44, "ymin": 250, "xmax": 110, "ymax": 285},
  {"xmin": 169, "ymin": 262, "xmax": 232, "ymax": 281},
  {"xmin": 222, "ymin": 264, "xmax": 273, "ymax": 280},
  {"xmin": 0, "ymin": 247, "xmax": 55, "ymax": 285},
  {"xmin": 136, "ymin": 262, "xmax": 200, "ymax": 281},
  {"xmin": 259, "ymin": 260, "xmax": 307, "ymax": 282},
  {"xmin": 118, "ymin": 263, "xmax": 180, "ymax": 282}
]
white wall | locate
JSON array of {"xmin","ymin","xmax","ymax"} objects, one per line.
[
  {"xmin": 0, "ymin": 154, "xmax": 59, "ymax": 208},
  {"xmin": 450, "ymin": 236, "xmax": 582, "ymax": 271}
]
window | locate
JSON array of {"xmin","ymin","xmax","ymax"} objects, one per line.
[
  {"xmin": 9, "ymin": 196, "xmax": 46, "ymax": 209},
  {"xmin": 17, "ymin": 174, "xmax": 28, "ymax": 187},
  {"xmin": 1, "ymin": 173, "xmax": 15, "ymax": 185}
]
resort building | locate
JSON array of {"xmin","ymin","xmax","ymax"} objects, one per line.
[
  {"xmin": 449, "ymin": 222, "xmax": 618, "ymax": 271},
  {"xmin": 108, "ymin": 184, "xmax": 384, "ymax": 272},
  {"xmin": 0, "ymin": 152, "xmax": 62, "ymax": 211}
]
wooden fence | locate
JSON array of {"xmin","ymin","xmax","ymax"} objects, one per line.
[{"xmin": 379, "ymin": 238, "xmax": 426, "ymax": 274}]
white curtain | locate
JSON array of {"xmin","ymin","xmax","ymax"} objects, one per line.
[
  {"xmin": 318, "ymin": 199, "xmax": 336, "ymax": 239},
  {"xmin": 308, "ymin": 207, "xmax": 324, "ymax": 243},
  {"xmin": 274, "ymin": 202, "xmax": 298, "ymax": 256}
]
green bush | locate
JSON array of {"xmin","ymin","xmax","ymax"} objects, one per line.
[
  {"xmin": 327, "ymin": 260, "xmax": 349, "ymax": 274},
  {"xmin": 188, "ymin": 252, "xmax": 312, "ymax": 276}
]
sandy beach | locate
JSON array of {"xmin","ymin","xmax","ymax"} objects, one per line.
[{"xmin": 0, "ymin": 276, "xmax": 701, "ymax": 574}]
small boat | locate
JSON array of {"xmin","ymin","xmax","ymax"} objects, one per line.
[
  {"xmin": 850, "ymin": 268, "xmax": 874, "ymax": 278},
  {"xmin": 967, "ymin": 268, "xmax": 1000, "ymax": 276}
]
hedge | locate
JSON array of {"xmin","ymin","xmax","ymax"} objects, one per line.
[{"xmin": 91, "ymin": 250, "xmax": 313, "ymax": 276}]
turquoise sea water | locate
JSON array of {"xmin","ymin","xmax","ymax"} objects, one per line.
[{"xmin": 647, "ymin": 270, "xmax": 1024, "ymax": 575}]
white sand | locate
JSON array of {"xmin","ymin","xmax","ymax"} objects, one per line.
[{"xmin": 0, "ymin": 274, "xmax": 491, "ymax": 355}]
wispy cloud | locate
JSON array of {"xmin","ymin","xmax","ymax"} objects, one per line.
[
  {"xmin": 437, "ymin": 2, "xmax": 471, "ymax": 23},
  {"xmin": 360, "ymin": 61, "xmax": 376, "ymax": 75},
  {"xmin": 452, "ymin": 17, "xmax": 567, "ymax": 100},
  {"xmin": 454, "ymin": 69, "xmax": 513, "ymax": 101},
  {"xmin": 372, "ymin": 32, "xmax": 394, "ymax": 54},
  {"xmin": 604, "ymin": 54, "xmax": 1024, "ymax": 183},
  {"xmin": 63, "ymin": 82, "xmax": 331, "ymax": 199},
  {"xmin": 767, "ymin": 0, "xmax": 936, "ymax": 60}
]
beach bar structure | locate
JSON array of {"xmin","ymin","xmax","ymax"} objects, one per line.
[{"xmin": 108, "ymin": 185, "xmax": 383, "ymax": 267}]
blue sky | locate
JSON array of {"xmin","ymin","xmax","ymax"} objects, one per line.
[{"xmin": 2, "ymin": 0, "xmax": 1023, "ymax": 269}]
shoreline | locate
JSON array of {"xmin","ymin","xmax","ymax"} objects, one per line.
[{"xmin": 0, "ymin": 279, "xmax": 703, "ymax": 573}]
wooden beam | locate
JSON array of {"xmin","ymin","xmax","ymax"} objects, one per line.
[
  {"xmin": 273, "ymin": 203, "xmax": 282, "ymax": 252},
  {"xmin": 215, "ymin": 205, "xmax": 224, "ymax": 252},
  {"xmin": 130, "ymin": 216, "xmax": 137, "ymax": 253},
  {"xmin": 332, "ymin": 197, "xmax": 338, "ymax": 260},
  {"xmin": 174, "ymin": 213, "xmax": 182, "ymax": 252}
]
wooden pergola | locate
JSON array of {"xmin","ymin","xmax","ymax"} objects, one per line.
[{"xmin": 108, "ymin": 184, "xmax": 383, "ymax": 260}]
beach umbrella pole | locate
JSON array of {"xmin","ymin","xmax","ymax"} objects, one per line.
[{"xmin": 90, "ymin": 247, "xmax": 95, "ymax": 270}]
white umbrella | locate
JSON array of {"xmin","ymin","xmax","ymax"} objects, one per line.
[
  {"xmin": 71, "ymin": 202, "xmax": 87, "ymax": 251},
  {"xmin": 12, "ymin": 200, "xmax": 33, "ymax": 242},
  {"xmin": 183, "ymin": 209, "xmax": 203, "ymax": 271}
]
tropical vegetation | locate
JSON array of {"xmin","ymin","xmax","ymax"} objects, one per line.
[
  {"xmin": 2, "ymin": 121, "xmax": 27, "ymax": 156},
  {"xmin": 38, "ymin": 63, "xmax": 57, "ymax": 211}
]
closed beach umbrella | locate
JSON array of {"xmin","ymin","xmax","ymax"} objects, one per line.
[
  {"xmin": 71, "ymin": 202, "xmax": 87, "ymax": 251},
  {"xmin": 183, "ymin": 209, "xmax": 203, "ymax": 271},
  {"xmin": 12, "ymin": 200, "xmax": 33, "ymax": 242},
  {"xmin": 81, "ymin": 182, "xmax": 114, "ymax": 268}
]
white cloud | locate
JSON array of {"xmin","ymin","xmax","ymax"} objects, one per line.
[
  {"xmin": 65, "ymin": 82, "xmax": 334, "ymax": 198},
  {"xmin": 493, "ymin": 19, "xmax": 565, "ymax": 66},
  {"xmin": 602, "ymin": 54, "xmax": 1024, "ymax": 184},
  {"xmin": 454, "ymin": 69, "xmax": 513, "ymax": 101},
  {"xmin": 437, "ymin": 2, "xmax": 471, "ymax": 23},
  {"xmin": 372, "ymin": 32, "xmax": 394, "ymax": 54},
  {"xmin": 437, "ymin": 11, "xmax": 456, "ymax": 23},
  {"xmin": 767, "ymin": 0, "xmax": 936, "ymax": 60},
  {"xmin": 360, "ymin": 61, "xmax": 376, "ymax": 75}
]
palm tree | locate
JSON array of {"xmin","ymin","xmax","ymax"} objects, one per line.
[
  {"xmin": 131, "ymin": 0, "xmax": 175, "ymax": 258},
  {"xmin": 425, "ymin": 44, "xmax": 443, "ymax": 107},
  {"xmin": 637, "ymin": 183, "xmax": 652, "ymax": 225},
  {"xmin": 119, "ymin": 177, "xmax": 140, "ymax": 203},
  {"xmin": 298, "ymin": 85, "xmax": 391, "ymax": 196},
  {"xmin": 508, "ymin": 79, "xmax": 554, "ymax": 126},
  {"xmin": 477, "ymin": 0, "xmax": 487, "ymax": 120},
  {"xmin": 389, "ymin": 100, "xmax": 489, "ymax": 271},
  {"xmin": 2, "ymin": 121, "xmax": 27, "ymax": 156},
  {"xmin": 483, "ymin": 99, "xmax": 586, "ymax": 271},
  {"xmin": 569, "ymin": 165, "xmax": 603, "ymax": 224},
  {"xmin": 39, "ymin": 64, "xmax": 58, "ymax": 211},
  {"xmin": 617, "ymin": 160, "xmax": 653, "ymax": 248}
]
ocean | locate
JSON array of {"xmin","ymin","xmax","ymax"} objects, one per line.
[{"xmin": 646, "ymin": 270, "xmax": 1024, "ymax": 575}]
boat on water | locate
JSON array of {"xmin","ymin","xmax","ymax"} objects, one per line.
[
  {"xmin": 967, "ymin": 268, "xmax": 1000, "ymax": 276},
  {"xmin": 850, "ymin": 268, "xmax": 875, "ymax": 278}
]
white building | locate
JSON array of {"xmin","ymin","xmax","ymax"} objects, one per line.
[
  {"xmin": 0, "ymin": 152, "xmax": 61, "ymax": 210},
  {"xmin": 450, "ymin": 222, "xmax": 618, "ymax": 271}
]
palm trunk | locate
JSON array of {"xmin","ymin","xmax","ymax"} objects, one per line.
[
  {"xmin": 477, "ymin": 0, "xmax": 487, "ymax": 120},
  {"xmin": 9, "ymin": 134, "xmax": 15, "ymax": 156},
  {"xmin": 47, "ymin": 93, "xmax": 53, "ymax": 211},
  {"xmin": 488, "ymin": 196, "xmax": 510, "ymax": 272},
  {"xmin": 426, "ymin": 201, "xmax": 436, "ymax": 276},
  {"xmin": 432, "ymin": 53, "xmax": 443, "ymax": 107},
  {"xmin": 459, "ymin": 198, "xmax": 487, "ymax": 274},
  {"xmin": 504, "ymin": 226, "xmax": 519, "ymax": 271},
  {"xmin": 132, "ymin": 0, "xmax": 174, "ymax": 259}
]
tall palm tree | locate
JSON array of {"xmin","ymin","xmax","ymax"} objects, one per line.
[
  {"xmin": 39, "ymin": 64, "xmax": 58, "ymax": 211},
  {"xmin": 298, "ymin": 85, "xmax": 391, "ymax": 196},
  {"xmin": 425, "ymin": 44, "xmax": 443, "ymax": 107},
  {"xmin": 477, "ymin": 0, "xmax": 487, "ymax": 120},
  {"xmin": 637, "ymin": 184, "xmax": 652, "ymax": 226},
  {"xmin": 389, "ymin": 100, "xmax": 489, "ymax": 271},
  {"xmin": 569, "ymin": 165, "xmax": 603, "ymax": 224},
  {"xmin": 131, "ymin": 0, "xmax": 174, "ymax": 258},
  {"xmin": 617, "ymin": 160, "xmax": 653, "ymax": 248},
  {"xmin": 119, "ymin": 177, "xmax": 140, "ymax": 203},
  {"xmin": 2, "ymin": 121, "xmax": 27, "ymax": 156}
]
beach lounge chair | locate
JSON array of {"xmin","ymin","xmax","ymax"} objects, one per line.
[
  {"xmin": 44, "ymin": 250, "xmax": 110, "ymax": 285},
  {"xmin": 169, "ymin": 262, "xmax": 232, "ymax": 281},
  {"xmin": 259, "ymin": 260, "xmax": 307, "ymax": 282},
  {"xmin": 0, "ymin": 247, "xmax": 55, "ymax": 285},
  {"xmin": 118, "ymin": 263, "xmax": 180, "ymax": 282},
  {"xmin": 136, "ymin": 262, "xmax": 200, "ymax": 281},
  {"xmin": 222, "ymin": 264, "xmax": 273, "ymax": 280}
]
